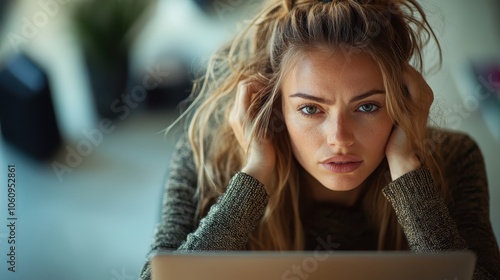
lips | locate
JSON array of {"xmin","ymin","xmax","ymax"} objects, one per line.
[{"xmin": 320, "ymin": 155, "xmax": 362, "ymax": 173}]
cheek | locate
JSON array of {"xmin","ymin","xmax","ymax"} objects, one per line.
[
  {"xmin": 284, "ymin": 111, "xmax": 323, "ymax": 155},
  {"xmin": 358, "ymin": 115, "xmax": 393, "ymax": 154},
  {"xmin": 377, "ymin": 114, "xmax": 394, "ymax": 143},
  {"xmin": 285, "ymin": 115, "xmax": 308, "ymax": 147}
]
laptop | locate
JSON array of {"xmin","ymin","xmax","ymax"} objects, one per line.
[{"xmin": 151, "ymin": 251, "xmax": 476, "ymax": 280}]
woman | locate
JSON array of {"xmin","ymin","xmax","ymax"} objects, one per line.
[{"xmin": 140, "ymin": 0, "xmax": 500, "ymax": 279}]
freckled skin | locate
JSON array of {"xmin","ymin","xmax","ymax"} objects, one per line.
[{"xmin": 282, "ymin": 50, "xmax": 393, "ymax": 202}]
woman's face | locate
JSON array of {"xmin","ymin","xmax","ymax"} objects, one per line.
[{"xmin": 281, "ymin": 49, "xmax": 393, "ymax": 192}]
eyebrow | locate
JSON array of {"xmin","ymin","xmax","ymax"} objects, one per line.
[{"xmin": 289, "ymin": 90, "xmax": 385, "ymax": 105}]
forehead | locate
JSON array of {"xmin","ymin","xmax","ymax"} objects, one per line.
[{"xmin": 281, "ymin": 49, "xmax": 384, "ymax": 94}]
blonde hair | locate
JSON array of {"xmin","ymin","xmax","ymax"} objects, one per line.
[{"xmin": 179, "ymin": 0, "xmax": 445, "ymax": 251}]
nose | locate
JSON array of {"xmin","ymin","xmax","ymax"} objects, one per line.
[{"xmin": 326, "ymin": 114, "xmax": 355, "ymax": 148}]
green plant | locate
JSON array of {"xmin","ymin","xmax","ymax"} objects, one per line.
[{"xmin": 71, "ymin": 0, "xmax": 153, "ymax": 64}]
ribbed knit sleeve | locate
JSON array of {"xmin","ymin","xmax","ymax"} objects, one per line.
[
  {"xmin": 139, "ymin": 135, "xmax": 269, "ymax": 280},
  {"xmin": 383, "ymin": 168, "xmax": 468, "ymax": 250},
  {"xmin": 382, "ymin": 130, "xmax": 500, "ymax": 280},
  {"xmin": 178, "ymin": 172, "xmax": 268, "ymax": 250}
]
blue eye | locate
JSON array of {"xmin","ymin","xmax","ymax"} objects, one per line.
[
  {"xmin": 358, "ymin": 103, "xmax": 380, "ymax": 113},
  {"xmin": 300, "ymin": 105, "xmax": 320, "ymax": 115}
]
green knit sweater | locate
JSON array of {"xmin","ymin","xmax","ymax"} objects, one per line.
[{"xmin": 139, "ymin": 129, "xmax": 500, "ymax": 279}]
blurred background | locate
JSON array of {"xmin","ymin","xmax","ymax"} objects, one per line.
[{"xmin": 0, "ymin": 0, "xmax": 499, "ymax": 279}]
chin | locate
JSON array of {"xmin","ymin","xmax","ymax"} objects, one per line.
[
  {"xmin": 322, "ymin": 182, "xmax": 361, "ymax": 192},
  {"xmin": 317, "ymin": 174, "xmax": 367, "ymax": 192}
]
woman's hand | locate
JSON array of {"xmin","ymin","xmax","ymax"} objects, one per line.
[
  {"xmin": 229, "ymin": 80, "xmax": 276, "ymax": 189},
  {"xmin": 385, "ymin": 125, "xmax": 422, "ymax": 181},
  {"xmin": 385, "ymin": 65, "xmax": 433, "ymax": 181}
]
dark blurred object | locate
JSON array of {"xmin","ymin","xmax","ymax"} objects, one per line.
[
  {"xmin": 469, "ymin": 59, "xmax": 500, "ymax": 140},
  {"xmin": 471, "ymin": 60, "xmax": 500, "ymax": 100},
  {"xmin": 0, "ymin": 0, "xmax": 12, "ymax": 24},
  {"xmin": 0, "ymin": 54, "xmax": 62, "ymax": 160},
  {"xmin": 192, "ymin": 0, "xmax": 249, "ymax": 17},
  {"xmin": 84, "ymin": 52, "xmax": 130, "ymax": 119},
  {"xmin": 192, "ymin": 0, "xmax": 212, "ymax": 13},
  {"xmin": 142, "ymin": 55, "xmax": 193, "ymax": 110},
  {"xmin": 71, "ymin": 0, "xmax": 155, "ymax": 119}
]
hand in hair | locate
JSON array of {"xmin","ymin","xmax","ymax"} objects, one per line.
[
  {"xmin": 229, "ymin": 80, "xmax": 276, "ymax": 191},
  {"xmin": 385, "ymin": 65, "xmax": 433, "ymax": 181}
]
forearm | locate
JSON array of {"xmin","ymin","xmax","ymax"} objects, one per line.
[
  {"xmin": 382, "ymin": 167, "xmax": 498, "ymax": 280},
  {"xmin": 383, "ymin": 167, "xmax": 467, "ymax": 251},
  {"xmin": 139, "ymin": 172, "xmax": 268, "ymax": 280},
  {"xmin": 178, "ymin": 172, "xmax": 269, "ymax": 250}
]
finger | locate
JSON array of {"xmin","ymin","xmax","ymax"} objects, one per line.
[
  {"xmin": 230, "ymin": 81, "xmax": 249, "ymax": 122},
  {"xmin": 235, "ymin": 81, "xmax": 255, "ymax": 118},
  {"xmin": 404, "ymin": 67, "xmax": 434, "ymax": 121},
  {"xmin": 230, "ymin": 81, "xmax": 256, "ymax": 152},
  {"xmin": 403, "ymin": 65, "xmax": 432, "ymax": 99},
  {"xmin": 241, "ymin": 83, "xmax": 254, "ymax": 114},
  {"xmin": 403, "ymin": 65, "xmax": 419, "ymax": 97}
]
